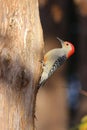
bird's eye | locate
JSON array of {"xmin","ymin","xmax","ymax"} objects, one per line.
[{"xmin": 66, "ymin": 43, "xmax": 69, "ymax": 46}]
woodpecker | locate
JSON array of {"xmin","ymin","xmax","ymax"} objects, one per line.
[{"xmin": 39, "ymin": 37, "xmax": 75, "ymax": 87}]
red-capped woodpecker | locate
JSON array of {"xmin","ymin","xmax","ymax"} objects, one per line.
[{"xmin": 39, "ymin": 37, "xmax": 75, "ymax": 87}]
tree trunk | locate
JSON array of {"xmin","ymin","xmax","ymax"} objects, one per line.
[{"xmin": 0, "ymin": 0, "xmax": 44, "ymax": 130}]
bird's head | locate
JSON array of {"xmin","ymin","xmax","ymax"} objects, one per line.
[
  {"xmin": 57, "ymin": 37, "xmax": 75, "ymax": 58},
  {"xmin": 63, "ymin": 41, "xmax": 75, "ymax": 58}
]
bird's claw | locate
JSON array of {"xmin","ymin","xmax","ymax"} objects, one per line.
[{"xmin": 34, "ymin": 114, "xmax": 38, "ymax": 121}]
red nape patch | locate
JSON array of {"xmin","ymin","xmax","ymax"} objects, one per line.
[{"xmin": 68, "ymin": 43, "xmax": 75, "ymax": 58}]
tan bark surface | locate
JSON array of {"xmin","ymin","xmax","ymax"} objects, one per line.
[{"xmin": 0, "ymin": 0, "xmax": 44, "ymax": 130}]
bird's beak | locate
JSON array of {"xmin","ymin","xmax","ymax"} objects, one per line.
[{"xmin": 57, "ymin": 37, "xmax": 64, "ymax": 47}]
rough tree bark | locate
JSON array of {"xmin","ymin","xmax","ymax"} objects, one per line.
[{"xmin": 0, "ymin": 0, "xmax": 44, "ymax": 130}]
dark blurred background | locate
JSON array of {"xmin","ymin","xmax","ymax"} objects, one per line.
[{"xmin": 35, "ymin": 0, "xmax": 87, "ymax": 130}]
